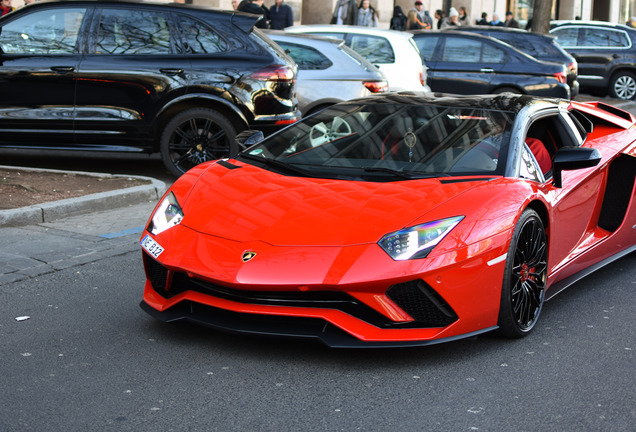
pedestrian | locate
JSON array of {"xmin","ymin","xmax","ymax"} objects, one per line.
[
  {"xmin": 406, "ymin": 10, "xmax": 422, "ymax": 30},
  {"xmin": 422, "ymin": 10, "xmax": 433, "ymax": 28},
  {"xmin": 490, "ymin": 13, "xmax": 504, "ymax": 26},
  {"xmin": 357, "ymin": 0, "xmax": 378, "ymax": 27},
  {"xmin": 269, "ymin": 0, "xmax": 293, "ymax": 30},
  {"xmin": 458, "ymin": 6, "xmax": 469, "ymax": 26},
  {"xmin": 434, "ymin": 9, "xmax": 445, "ymax": 29},
  {"xmin": 231, "ymin": 0, "xmax": 238, "ymax": 10},
  {"xmin": 440, "ymin": 7, "xmax": 460, "ymax": 29},
  {"xmin": 476, "ymin": 12, "xmax": 488, "ymax": 25},
  {"xmin": 411, "ymin": 0, "xmax": 426, "ymax": 24},
  {"xmin": 331, "ymin": 0, "xmax": 357, "ymax": 25},
  {"xmin": 238, "ymin": 0, "xmax": 268, "ymax": 28},
  {"xmin": 0, "ymin": 0, "xmax": 13, "ymax": 15},
  {"xmin": 389, "ymin": 6, "xmax": 407, "ymax": 31},
  {"xmin": 504, "ymin": 11, "xmax": 519, "ymax": 28},
  {"xmin": 627, "ymin": 16, "xmax": 636, "ymax": 28}
]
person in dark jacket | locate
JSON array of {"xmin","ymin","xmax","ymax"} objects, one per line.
[
  {"xmin": 269, "ymin": 0, "xmax": 293, "ymax": 29},
  {"xmin": 238, "ymin": 0, "xmax": 268, "ymax": 28},
  {"xmin": 504, "ymin": 11, "xmax": 519, "ymax": 28},
  {"xmin": 389, "ymin": 6, "xmax": 407, "ymax": 31}
]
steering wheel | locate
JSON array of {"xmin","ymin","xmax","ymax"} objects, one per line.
[{"xmin": 309, "ymin": 116, "xmax": 352, "ymax": 147}]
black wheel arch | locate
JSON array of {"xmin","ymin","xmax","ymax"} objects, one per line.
[{"xmin": 151, "ymin": 94, "xmax": 250, "ymax": 152}]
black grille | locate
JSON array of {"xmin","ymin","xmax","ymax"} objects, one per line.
[
  {"xmin": 387, "ymin": 280, "xmax": 458, "ymax": 327},
  {"xmin": 144, "ymin": 253, "xmax": 168, "ymax": 294}
]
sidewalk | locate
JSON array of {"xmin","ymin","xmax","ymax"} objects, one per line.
[{"xmin": 0, "ymin": 169, "xmax": 166, "ymax": 285}]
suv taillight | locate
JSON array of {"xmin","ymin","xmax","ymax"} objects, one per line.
[
  {"xmin": 554, "ymin": 71, "xmax": 567, "ymax": 84},
  {"xmin": 364, "ymin": 81, "xmax": 388, "ymax": 93},
  {"xmin": 250, "ymin": 65, "xmax": 295, "ymax": 82}
]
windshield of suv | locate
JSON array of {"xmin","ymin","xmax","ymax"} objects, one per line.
[{"xmin": 239, "ymin": 103, "xmax": 513, "ymax": 181}]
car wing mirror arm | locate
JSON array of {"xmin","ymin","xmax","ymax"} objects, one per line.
[{"xmin": 552, "ymin": 147, "xmax": 602, "ymax": 188}]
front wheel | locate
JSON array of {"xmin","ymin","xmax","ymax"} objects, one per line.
[
  {"xmin": 609, "ymin": 71, "xmax": 636, "ymax": 100},
  {"xmin": 160, "ymin": 108, "xmax": 238, "ymax": 177},
  {"xmin": 497, "ymin": 209, "xmax": 548, "ymax": 338}
]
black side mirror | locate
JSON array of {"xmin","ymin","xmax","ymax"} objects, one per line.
[
  {"xmin": 235, "ymin": 130, "xmax": 264, "ymax": 152},
  {"xmin": 552, "ymin": 146, "xmax": 601, "ymax": 188}
]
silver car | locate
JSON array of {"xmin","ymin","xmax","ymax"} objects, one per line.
[{"xmin": 264, "ymin": 31, "xmax": 388, "ymax": 116}]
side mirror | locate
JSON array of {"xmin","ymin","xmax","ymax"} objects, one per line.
[
  {"xmin": 552, "ymin": 146, "xmax": 601, "ymax": 188},
  {"xmin": 235, "ymin": 129, "xmax": 264, "ymax": 152}
]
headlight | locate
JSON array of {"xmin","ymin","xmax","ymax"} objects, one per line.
[
  {"xmin": 147, "ymin": 192, "xmax": 184, "ymax": 235},
  {"xmin": 378, "ymin": 216, "xmax": 464, "ymax": 260}
]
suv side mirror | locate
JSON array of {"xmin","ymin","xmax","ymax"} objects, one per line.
[
  {"xmin": 552, "ymin": 146, "xmax": 601, "ymax": 188},
  {"xmin": 235, "ymin": 129, "xmax": 264, "ymax": 150}
]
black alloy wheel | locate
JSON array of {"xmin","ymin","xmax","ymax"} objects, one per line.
[
  {"xmin": 497, "ymin": 209, "xmax": 548, "ymax": 338},
  {"xmin": 160, "ymin": 107, "xmax": 238, "ymax": 177}
]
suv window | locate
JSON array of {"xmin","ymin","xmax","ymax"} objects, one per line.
[
  {"xmin": 551, "ymin": 27, "xmax": 578, "ymax": 46},
  {"xmin": 276, "ymin": 41, "xmax": 332, "ymax": 70},
  {"xmin": 178, "ymin": 15, "xmax": 228, "ymax": 54},
  {"xmin": 349, "ymin": 34, "xmax": 395, "ymax": 64},
  {"xmin": 0, "ymin": 8, "xmax": 86, "ymax": 54},
  {"xmin": 95, "ymin": 9, "xmax": 171, "ymax": 55},
  {"xmin": 442, "ymin": 37, "xmax": 505, "ymax": 63},
  {"xmin": 582, "ymin": 28, "xmax": 629, "ymax": 48},
  {"xmin": 414, "ymin": 36, "xmax": 438, "ymax": 62}
]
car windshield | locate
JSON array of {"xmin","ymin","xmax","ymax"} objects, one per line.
[{"xmin": 239, "ymin": 102, "xmax": 513, "ymax": 181}]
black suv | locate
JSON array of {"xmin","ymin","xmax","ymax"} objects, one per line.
[
  {"xmin": 551, "ymin": 21, "xmax": 636, "ymax": 100},
  {"xmin": 0, "ymin": 0, "xmax": 300, "ymax": 176},
  {"xmin": 455, "ymin": 26, "xmax": 579, "ymax": 97}
]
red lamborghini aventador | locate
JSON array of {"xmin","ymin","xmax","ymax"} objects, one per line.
[{"xmin": 140, "ymin": 93, "xmax": 636, "ymax": 347}]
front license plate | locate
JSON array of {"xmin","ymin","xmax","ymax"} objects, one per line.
[{"xmin": 141, "ymin": 234, "xmax": 164, "ymax": 258}]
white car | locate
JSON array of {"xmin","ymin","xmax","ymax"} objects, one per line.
[{"xmin": 285, "ymin": 25, "xmax": 430, "ymax": 93}]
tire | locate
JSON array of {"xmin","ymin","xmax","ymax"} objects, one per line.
[
  {"xmin": 497, "ymin": 209, "xmax": 548, "ymax": 338},
  {"xmin": 160, "ymin": 108, "xmax": 238, "ymax": 177},
  {"xmin": 493, "ymin": 87, "xmax": 521, "ymax": 95},
  {"xmin": 609, "ymin": 71, "xmax": 636, "ymax": 100}
]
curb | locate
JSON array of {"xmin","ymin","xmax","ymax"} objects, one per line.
[{"xmin": 0, "ymin": 165, "xmax": 166, "ymax": 228}]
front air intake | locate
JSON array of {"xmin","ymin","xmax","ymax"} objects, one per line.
[{"xmin": 387, "ymin": 280, "xmax": 458, "ymax": 327}]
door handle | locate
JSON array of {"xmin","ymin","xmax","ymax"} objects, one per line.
[
  {"xmin": 480, "ymin": 68, "xmax": 495, "ymax": 73},
  {"xmin": 160, "ymin": 68, "xmax": 184, "ymax": 75},
  {"xmin": 50, "ymin": 66, "xmax": 75, "ymax": 73}
]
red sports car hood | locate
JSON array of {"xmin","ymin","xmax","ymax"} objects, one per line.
[{"xmin": 180, "ymin": 162, "xmax": 488, "ymax": 246}]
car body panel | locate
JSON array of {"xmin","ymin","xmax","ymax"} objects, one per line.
[{"xmin": 140, "ymin": 93, "xmax": 636, "ymax": 347}]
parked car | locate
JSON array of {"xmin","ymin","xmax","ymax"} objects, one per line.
[
  {"xmin": 264, "ymin": 31, "xmax": 388, "ymax": 116},
  {"xmin": 455, "ymin": 26, "xmax": 579, "ymax": 97},
  {"xmin": 409, "ymin": 30, "xmax": 570, "ymax": 99},
  {"xmin": 139, "ymin": 92, "xmax": 636, "ymax": 347},
  {"xmin": 285, "ymin": 25, "xmax": 430, "ymax": 93},
  {"xmin": 550, "ymin": 21, "xmax": 636, "ymax": 100},
  {"xmin": 0, "ymin": 0, "xmax": 301, "ymax": 176}
]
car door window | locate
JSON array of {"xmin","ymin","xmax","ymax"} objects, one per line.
[
  {"xmin": 442, "ymin": 37, "xmax": 481, "ymax": 62},
  {"xmin": 349, "ymin": 34, "xmax": 395, "ymax": 64},
  {"xmin": 177, "ymin": 15, "xmax": 228, "ymax": 54},
  {"xmin": 0, "ymin": 8, "xmax": 86, "ymax": 54},
  {"xmin": 414, "ymin": 36, "xmax": 438, "ymax": 62},
  {"xmin": 276, "ymin": 41, "xmax": 332, "ymax": 70},
  {"xmin": 482, "ymin": 43, "xmax": 505, "ymax": 63},
  {"xmin": 95, "ymin": 9, "xmax": 171, "ymax": 54},
  {"xmin": 582, "ymin": 28, "xmax": 629, "ymax": 48},
  {"xmin": 551, "ymin": 27, "xmax": 579, "ymax": 47}
]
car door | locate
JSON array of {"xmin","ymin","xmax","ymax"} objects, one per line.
[
  {"xmin": 75, "ymin": 5, "xmax": 189, "ymax": 150},
  {"xmin": 0, "ymin": 6, "xmax": 87, "ymax": 146}
]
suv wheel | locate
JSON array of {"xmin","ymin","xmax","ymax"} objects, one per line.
[
  {"xmin": 609, "ymin": 71, "xmax": 636, "ymax": 100},
  {"xmin": 160, "ymin": 108, "xmax": 238, "ymax": 177}
]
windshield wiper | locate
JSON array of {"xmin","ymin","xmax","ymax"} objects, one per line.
[
  {"xmin": 239, "ymin": 154, "xmax": 317, "ymax": 177},
  {"xmin": 362, "ymin": 166, "xmax": 448, "ymax": 179}
]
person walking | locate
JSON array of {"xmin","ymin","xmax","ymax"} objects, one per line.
[
  {"xmin": 440, "ymin": 7, "xmax": 460, "ymax": 29},
  {"xmin": 0, "ymin": 0, "xmax": 13, "ymax": 15},
  {"xmin": 458, "ymin": 6, "xmax": 469, "ymax": 25},
  {"xmin": 504, "ymin": 11, "xmax": 519, "ymax": 28},
  {"xmin": 269, "ymin": 0, "xmax": 293, "ymax": 29},
  {"xmin": 238, "ymin": 0, "xmax": 268, "ymax": 28},
  {"xmin": 476, "ymin": 12, "xmax": 488, "ymax": 25},
  {"xmin": 331, "ymin": 0, "xmax": 358, "ymax": 25},
  {"xmin": 389, "ymin": 6, "xmax": 407, "ymax": 31},
  {"xmin": 490, "ymin": 13, "xmax": 504, "ymax": 26},
  {"xmin": 357, "ymin": 0, "xmax": 378, "ymax": 27}
]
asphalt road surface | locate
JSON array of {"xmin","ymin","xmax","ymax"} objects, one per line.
[{"xmin": 1, "ymin": 251, "xmax": 634, "ymax": 431}]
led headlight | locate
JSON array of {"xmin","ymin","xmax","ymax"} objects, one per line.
[
  {"xmin": 379, "ymin": 216, "xmax": 464, "ymax": 260},
  {"xmin": 147, "ymin": 192, "xmax": 184, "ymax": 235}
]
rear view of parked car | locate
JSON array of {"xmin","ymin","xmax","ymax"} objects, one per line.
[
  {"xmin": 410, "ymin": 30, "xmax": 570, "ymax": 99},
  {"xmin": 551, "ymin": 21, "xmax": 636, "ymax": 100},
  {"xmin": 285, "ymin": 25, "xmax": 430, "ymax": 93},
  {"xmin": 264, "ymin": 31, "xmax": 388, "ymax": 116},
  {"xmin": 0, "ymin": 0, "xmax": 300, "ymax": 176},
  {"xmin": 456, "ymin": 26, "xmax": 579, "ymax": 97}
]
